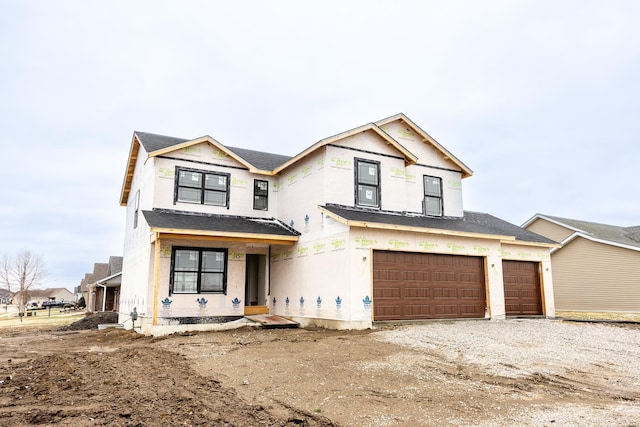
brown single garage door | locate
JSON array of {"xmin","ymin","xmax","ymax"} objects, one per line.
[
  {"xmin": 502, "ymin": 260, "xmax": 542, "ymax": 316},
  {"xmin": 373, "ymin": 251, "xmax": 486, "ymax": 321}
]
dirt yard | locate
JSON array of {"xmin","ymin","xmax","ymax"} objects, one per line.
[{"xmin": 0, "ymin": 317, "xmax": 639, "ymax": 426}]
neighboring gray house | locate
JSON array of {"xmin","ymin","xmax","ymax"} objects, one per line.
[{"xmin": 524, "ymin": 214, "xmax": 640, "ymax": 320}]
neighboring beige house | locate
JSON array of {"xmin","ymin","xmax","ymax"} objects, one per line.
[
  {"xmin": 16, "ymin": 288, "xmax": 75, "ymax": 307},
  {"xmin": 523, "ymin": 214, "xmax": 640, "ymax": 321},
  {"xmin": 119, "ymin": 113, "xmax": 558, "ymax": 335}
]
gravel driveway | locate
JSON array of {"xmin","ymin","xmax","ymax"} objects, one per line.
[{"xmin": 377, "ymin": 319, "xmax": 640, "ymax": 426}]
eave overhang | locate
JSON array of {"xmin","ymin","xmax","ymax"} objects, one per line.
[
  {"xmin": 319, "ymin": 206, "xmax": 514, "ymax": 242},
  {"xmin": 119, "ymin": 134, "xmax": 141, "ymax": 206},
  {"xmin": 149, "ymin": 228, "xmax": 299, "ymax": 246},
  {"xmin": 319, "ymin": 206, "xmax": 559, "ymax": 248},
  {"xmin": 552, "ymin": 232, "xmax": 640, "ymax": 254}
]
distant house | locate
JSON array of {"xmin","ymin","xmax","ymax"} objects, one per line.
[
  {"xmin": 118, "ymin": 113, "xmax": 557, "ymax": 334},
  {"xmin": 524, "ymin": 214, "xmax": 640, "ymax": 320},
  {"xmin": 0, "ymin": 289, "xmax": 13, "ymax": 305},
  {"xmin": 86, "ymin": 256, "xmax": 122, "ymax": 312},
  {"xmin": 14, "ymin": 288, "xmax": 75, "ymax": 307},
  {"xmin": 79, "ymin": 263, "xmax": 108, "ymax": 305}
]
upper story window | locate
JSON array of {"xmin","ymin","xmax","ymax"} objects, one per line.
[
  {"xmin": 355, "ymin": 159, "xmax": 380, "ymax": 208},
  {"xmin": 253, "ymin": 179, "xmax": 268, "ymax": 210},
  {"xmin": 175, "ymin": 167, "xmax": 229, "ymax": 207},
  {"xmin": 133, "ymin": 190, "xmax": 140, "ymax": 228},
  {"xmin": 170, "ymin": 247, "xmax": 228, "ymax": 294},
  {"xmin": 424, "ymin": 175, "xmax": 443, "ymax": 216}
]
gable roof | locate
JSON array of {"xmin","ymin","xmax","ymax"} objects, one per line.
[
  {"xmin": 272, "ymin": 121, "xmax": 419, "ymax": 174},
  {"xmin": 106, "ymin": 256, "xmax": 123, "ymax": 277},
  {"xmin": 120, "ymin": 113, "xmax": 471, "ymax": 205},
  {"xmin": 321, "ymin": 204, "xmax": 557, "ymax": 245},
  {"xmin": 120, "ymin": 132, "xmax": 293, "ymax": 206},
  {"xmin": 375, "ymin": 113, "xmax": 473, "ymax": 178},
  {"xmin": 143, "ymin": 209, "xmax": 300, "ymax": 245},
  {"xmin": 523, "ymin": 214, "xmax": 640, "ymax": 252}
]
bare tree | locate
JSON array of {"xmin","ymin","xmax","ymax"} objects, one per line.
[
  {"xmin": 0, "ymin": 253, "xmax": 11, "ymax": 292},
  {"xmin": 0, "ymin": 250, "xmax": 47, "ymax": 317}
]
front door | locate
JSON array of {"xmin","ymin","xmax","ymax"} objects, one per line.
[{"xmin": 244, "ymin": 254, "xmax": 269, "ymax": 315}]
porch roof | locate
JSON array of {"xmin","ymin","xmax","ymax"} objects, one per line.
[{"xmin": 142, "ymin": 209, "xmax": 300, "ymax": 244}]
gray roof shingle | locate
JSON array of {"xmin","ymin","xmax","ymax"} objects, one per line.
[
  {"xmin": 107, "ymin": 256, "xmax": 123, "ymax": 276},
  {"xmin": 143, "ymin": 209, "xmax": 300, "ymax": 237},
  {"xmin": 541, "ymin": 215, "xmax": 640, "ymax": 249},
  {"xmin": 322, "ymin": 204, "xmax": 557, "ymax": 244},
  {"xmin": 225, "ymin": 146, "xmax": 292, "ymax": 170},
  {"xmin": 134, "ymin": 132, "xmax": 292, "ymax": 171},
  {"xmin": 134, "ymin": 131, "xmax": 189, "ymax": 153}
]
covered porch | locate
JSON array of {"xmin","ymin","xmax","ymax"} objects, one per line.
[{"xmin": 141, "ymin": 209, "xmax": 299, "ymax": 332}]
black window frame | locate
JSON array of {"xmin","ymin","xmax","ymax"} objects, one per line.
[
  {"xmin": 169, "ymin": 247, "xmax": 228, "ymax": 295},
  {"xmin": 355, "ymin": 158, "xmax": 381, "ymax": 208},
  {"xmin": 174, "ymin": 166, "xmax": 230, "ymax": 208},
  {"xmin": 253, "ymin": 179, "xmax": 269, "ymax": 211},
  {"xmin": 423, "ymin": 175, "xmax": 443, "ymax": 216}
]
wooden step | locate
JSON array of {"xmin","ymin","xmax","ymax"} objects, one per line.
[
  {"xmin": 245, "ymin": 314, "xmax": 299, "ymax": 329},
  {"xmin": 244, "ymin": 305, "xmax": 269, "ymax": 315}
]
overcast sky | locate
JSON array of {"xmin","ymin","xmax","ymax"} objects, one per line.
[{"xmin": 1, "ymin": 0, "xmax": 639, "ymax": 292}]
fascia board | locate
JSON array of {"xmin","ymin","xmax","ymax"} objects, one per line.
[
  {"xmin": 149, "ymin": 228, "xmax": 299, "ymax": 244},
  {"xmin": 554, "ymin": 232, "xmax": 640, "ymax": 254},
  {"xmin": 500, "ymin": 239, "xmax": 561, "ymax": 249},
  {"xmin": 119, "ymin": 134, "xmax": 141, "ymax": 206},
  {"xmin": 95, "ymin": 271, "xmax": 123, "ymax": 285}
]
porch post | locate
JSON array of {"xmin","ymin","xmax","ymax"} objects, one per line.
[{"xmin": 152, "ymin": 234, "xmax": 161, "ymax": 325}]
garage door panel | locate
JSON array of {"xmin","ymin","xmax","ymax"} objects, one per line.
[
  {"xmin": 404, "ymin": 270, "xmax": 430, "ymax": 282},
  {"xmin": 373, "ymin": 286, "xmax": 401, "ymax": 299},
  {"xmin": 404, "ymin": 304, "xmax": 432, "ymax": 317},
  {"xmin": 432, "ymin": 287, "xmax": 458, "ymax": 299},
  {"xmin": 460, "ymin": 272, "xmax": 481, "ymax": 283},
  {"xmin": 404, "ymin": 287, "xmax": 432, "ymax": 299},
  {"xmin": 504, "ymin": 289, "xmax": 519, "ymax": 298},
  {"xmin": 460, "ymin": 303, "xmax": 484, "ymax": 316},
  {"xmin": 374, "ymin": 304, "xmax": 401, "ymax": 318},
  {"xmin": 434, "ymin": 304, "xmax": 459, "ymax": 315},
  {"xmin": 459, "ymin": 288, "xmax": 483, "ymax": 299},
  {"xmin": 373, "ymin": 269, "xmax": 402, "ymax": 281},
  {"xmin": 373, "ymin": 251, "xmax": 486, "ymax": 321},
  {"xmin": 432, "ymin": 272, "xmax": 457, "ymax": 282}
]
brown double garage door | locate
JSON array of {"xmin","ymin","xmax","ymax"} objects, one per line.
[{"xmin": 372, "ymin": 251, "xmax": 541, "ymax": 321}]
